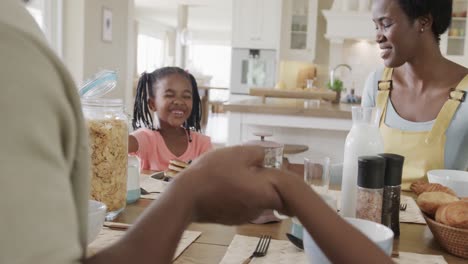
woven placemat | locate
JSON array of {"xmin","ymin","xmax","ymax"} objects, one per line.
[
  {"xmin": 220, "ymin": 235, "xmax": 447, "ymax": 264},
  {"xmin": 327, "ymin": 190, "xmax": 425, "ymax": 224},
  {"xmin": 220, "ymin": 235, "xmax": 307, "ymax": 264},
  {"xmin": 88, "ymin": 227, "xmax": 201, "ymax": 260},
  {"xmin": 394, "ymin": 252, "xmax": 447, "ymax": 264}
]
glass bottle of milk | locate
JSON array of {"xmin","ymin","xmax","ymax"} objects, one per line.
[{"xmin": 340, "ymin": 107, "xmax": 384, "ymax": 217}]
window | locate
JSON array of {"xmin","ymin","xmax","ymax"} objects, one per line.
[
  {"xmin": 25, "ymin": 0, "xmax": 45, "ymax": 30},
  {"xmin": 187, "ymin": 44, "xmax": 231, "ymax": 88},
  {"xmin": 25, "ymin": 0, "xmax": 63, "ymax": 57},
  {"xmin": 137, "ymin": 34, "xmax": 164, "ymax": 74}
]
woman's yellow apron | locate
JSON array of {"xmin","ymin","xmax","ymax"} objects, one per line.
[{"xmin": 377, "ymin": 68, "xmax": 468, "ymax": 190}]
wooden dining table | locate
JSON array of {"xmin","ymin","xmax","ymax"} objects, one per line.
[{"xmin": 115, "ymin": 195, "xmax": 466, "ymax": 263}]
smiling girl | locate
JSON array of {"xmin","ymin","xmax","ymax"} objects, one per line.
[{"xmin": 129, "ymin": 67, "xmax": 212, "ymax": 171}]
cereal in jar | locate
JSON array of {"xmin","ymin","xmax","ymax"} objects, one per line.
[{"xmin": 83, "ymin": 98, "xmax": 128, "ymax": 220}]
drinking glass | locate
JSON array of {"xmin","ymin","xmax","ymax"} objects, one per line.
[
  {"xmin": 274, "ymin": 157, "xmax": 332, "ymax": 222},
  {"xmin": 304, "ymin": 156, "xmax": 331, "ymax": 195}
]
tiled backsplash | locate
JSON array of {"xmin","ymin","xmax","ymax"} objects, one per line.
[{"xmin": 341, "ymin": 40, "xmax": 381, "ymax": 95}]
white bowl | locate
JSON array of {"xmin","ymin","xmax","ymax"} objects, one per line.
[
  {"xmin": 88, "ymin": 200, "xmax": 107, "ymax": 244},
  {"xmin": 427, "ymin": 169, "xmax": 468, "ymax": 197},
  {"xmin": 304, "ymin": 217, "xmax": 394, "ymax": 263}
]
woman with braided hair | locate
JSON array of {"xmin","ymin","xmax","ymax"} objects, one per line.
[{"xmin": 128, "ymin": 67, "xmax": 212, "ymax": 171}]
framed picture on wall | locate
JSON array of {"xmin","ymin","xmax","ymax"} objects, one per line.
[{"xmin": 102, "ymin": 7, "xmax": 113, "ymax": 42}]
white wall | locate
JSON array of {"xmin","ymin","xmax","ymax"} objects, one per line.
[
  {"xmin": 63, "ymin": 0, "xmax": 85, "ymax": 85},
  {"xmin": 63, "ymin": 0, "xmax": 134, "ymax": 104},
  {"xmin": 138, "ymin": 19, "xmax": 172, "ymax": 39},
  {"xmin": 191, "ymin": 30, "xmax": 231, "ymax": 46},
  {"xmin": 126, "ymin": 0, "xmax": 137, "ymax": 112},
  {"xmin": 83, "ymin": 0, "xmax": 129, "ymax": 100},
  {"xmin": 341, "ymin": 40, "xmax": 381, "ymax": 95}
]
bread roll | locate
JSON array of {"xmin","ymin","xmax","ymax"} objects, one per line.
[
  {"xmin": 410, "ymin": 181, "xmax": 457, "ymax": 196},
  {"xmin": 170, "ymin": 160, "xmax": 189, "ymax": 169},
  {"xmin": 417, "ymin": 192, "xmax": 459, "ymax": 215},
  {"xmin": 435, "ymin": 203, "xmax": 450, "ymax": 224},
  {"xmin": 435, "ymin": 201, "xmax": 468, "ymax": 229},
  {"xmin": 164, "ymin": 170, "xmax": 178, "ymax": 178}
]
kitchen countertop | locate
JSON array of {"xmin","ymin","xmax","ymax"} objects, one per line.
[
  {"xmin": 250, "ymin": 88, "xmax": 337, "ymax": 101},
  {"xmin": 224, "ymin": 98, "xmax": 354, "ymax": 119}
]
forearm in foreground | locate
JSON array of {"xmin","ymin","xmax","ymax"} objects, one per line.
[{"xmin": 85, "ymin": 175, "xmax": 195, "ymax": 264}]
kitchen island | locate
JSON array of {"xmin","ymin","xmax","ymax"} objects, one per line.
[{"xmin": 224, "ymin": 98, "xmax": 355, "ymax": 163}]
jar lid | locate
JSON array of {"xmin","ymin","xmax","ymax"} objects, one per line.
[
  {"xmin": 358, "ymin": 156, "xmax": 385, "ymax": 189},
  {"xmin": 81, "ymin": 98, "xmax": 123, "ymax": 107},
  {"xmin": 378, "ymin": 153, "xmax": 404, "ymax": 186},
  {"xmin": 79, "ymin": 70, "xmax": 117, "ymax": 99}
]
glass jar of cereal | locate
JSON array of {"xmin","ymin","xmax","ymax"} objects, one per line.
[{"xmin": 82, "ymin": 98, "xmax": 128, "ymax": 220}]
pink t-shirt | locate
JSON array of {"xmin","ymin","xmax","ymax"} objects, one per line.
[{"xmin": 131, "ymin": 128, "xmax": 212, "ymax": 171}]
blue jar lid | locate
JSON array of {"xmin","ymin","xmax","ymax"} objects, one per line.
[{"xmin": 79, "ymin": 70, "xmax": 117, "ymax": 98}]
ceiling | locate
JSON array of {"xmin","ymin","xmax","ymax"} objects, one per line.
[{"xmin": 134, "ymin": 0, "xmax": 232, "ymax": 32}]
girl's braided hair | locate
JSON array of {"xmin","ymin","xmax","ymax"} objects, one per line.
[{"xmin": 132, "ymin": 67, "xmax": 202, "ymax": 133}]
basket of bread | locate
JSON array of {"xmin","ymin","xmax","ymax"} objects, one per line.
[{"xmin": 411, "ymin": 181, "xmax": 468, "ymax": 258}]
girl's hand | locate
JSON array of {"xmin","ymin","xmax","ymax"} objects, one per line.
[
  {"xmin": 173, "ymin": 145, "xmax": 288, "ymax": 225},
  {"xmin": 128, "ymin": 135, "xmax": 139, "ymax": 153}
]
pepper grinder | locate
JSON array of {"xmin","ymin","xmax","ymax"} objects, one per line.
[{"xmin": 379, "ymin": 154, "xmax": 404, "ymax": 237}]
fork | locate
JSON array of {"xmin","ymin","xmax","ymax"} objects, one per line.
[
  {"xmin": 242, "ymin": 235, "xmax": 272, "ymax": 264},
  {"xmin": 400, "ymin": 203, "xmax": 407, "ymax": 211}
]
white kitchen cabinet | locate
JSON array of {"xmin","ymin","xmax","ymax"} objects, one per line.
[
  {"xmin": 232, "ymin": 0, "xmax": 282, "ymax": 50},
  {"xmin": 440, "ymin": 0, "xmax": 468, "ymax": 67},
  {"xmin": 280, "ymin": 0, "xmax": 318, "ymax": 61}
]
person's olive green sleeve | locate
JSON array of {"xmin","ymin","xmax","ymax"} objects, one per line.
[{"xmin": 0, "ymin": 22, "xmax": 90, "ymax": 263}]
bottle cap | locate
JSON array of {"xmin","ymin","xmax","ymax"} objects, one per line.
[
  {"xmin": 358, "ymin": 156, "xmax": 385, "ymax": 189},
  {"xmin": 378, "ymin": 153, "xmax": 404, "ymax": 186}
]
